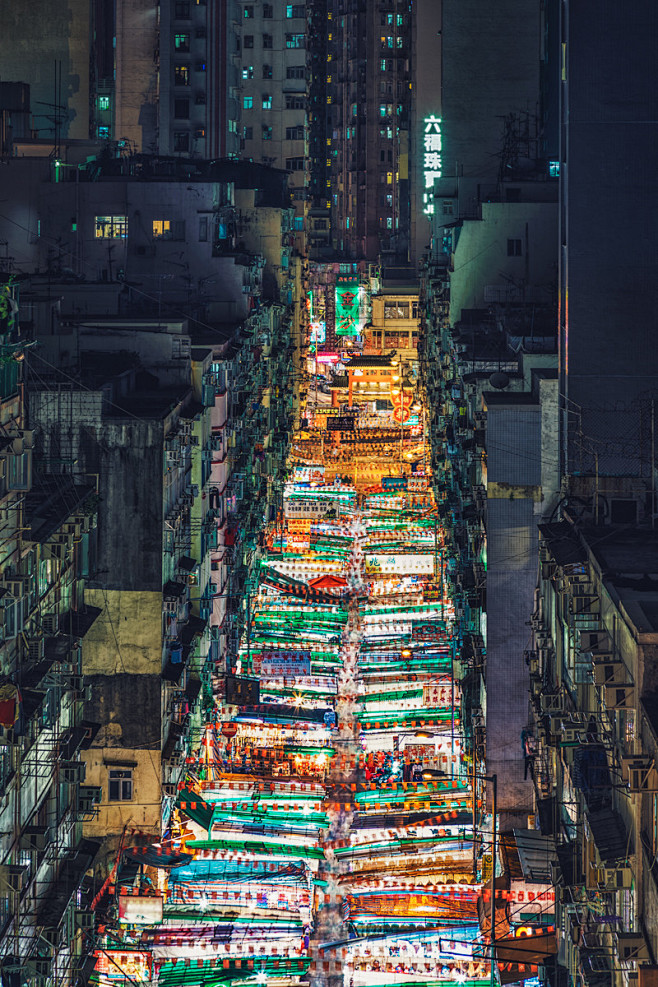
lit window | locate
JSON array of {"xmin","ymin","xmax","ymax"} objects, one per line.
[
  {"xmin": 175, "ymin": 33, "xmax": 190, "ymax": 51},
  {"xmin": 286, "ymin": 4, "xmax": 305, "ymax": 17},
  {"xmin": 244, "ymin": 4, "xmax": 254, "ymax": 16},
  {"xmin": 293, "ymin": 216, "xmax": 304, "ymax": 231},
  {"xmin": 262, "ymin": 93, "xmax": 272, "ymax": 109},
  {"xmin": 386, "ymin": 172, "xmax": 393, "ymax": 184},
  {"xmin": 98, "ymin": 95, "xmax": 110, "ymax": 111},
  {"xmin": 380, "ymin": 59, "xmax": 386, "ymax": 71},
  {"xmin": 549, "ymin": 160, "xmax": 560, "ymax": 178},
  {"xmin": 174, "ymin": 64, "xmax": 190, "ymax": 85},
  {"xmin": 262, "ymin": 125, "xmax": 273, "ymax": 140},
  {"xmin": 386, "ymin": 217, "xmax": 393, "ymax": 228},
  {"xmin": 242, "ymin": 65, "xmax": 254, "ymax": 79},
  {"xmin": 286, "ymin": 33, "xmax": 305, "ymax": 48},
  {"xmin": 108, "ymin": 769, "xmax": 133, "ymax": 801},
  {"xmin": 153, "ymin": 220, "xmax": 171, "ymax": 238},
  {"xmin": 243, "ymin": 96, "xmax": 253, "ymax": 109},
  {"xmin": 379, "ymin": 105, "xmax": 387, "ymax": 118},
  {"xmin": 95, "ymin": 216, "xmax": 128, "ymax": 239},
  {"xmin": 97, "ymin": 125, "xmax": 110, "ymax": 139}
]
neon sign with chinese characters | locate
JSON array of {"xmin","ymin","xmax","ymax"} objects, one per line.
[{"xmin": 422, "ymin": 114, "xmax": 442, "ymax": 216}]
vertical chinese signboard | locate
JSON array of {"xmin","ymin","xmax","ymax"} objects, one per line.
[{"xmin": 422, "ymin": 115, "xmax": 442, "ymax": 216}]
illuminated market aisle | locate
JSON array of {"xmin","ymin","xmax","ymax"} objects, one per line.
[{"xmin": 96, "ymin": 384, "xmax": 498, "ymax": 987}]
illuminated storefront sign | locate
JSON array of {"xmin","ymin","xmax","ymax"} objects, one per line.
[
  {"xmin": 255, "ymin": 650, "xmax": 312, "ymax": 678},
  {"xmin": 335, "ymin": 277, "xmax": 363, "ymax": 337},
  {"xmin": 310, "ymin": 321, "xmax": 326, "ymax": 344},
  {"xmin": 365, "ymin": 554, "xmax": 435, "ymax": 575},
  {"xmin": 422, "ymin": 114, "xmax": 442, "ymax": 216}
]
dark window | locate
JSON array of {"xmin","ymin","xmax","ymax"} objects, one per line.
[
  {"xmin": 262, "ymin": 64, "xmax": 272, "ymax": 78},
  {"xmin": 195, "ymin": 93, "xmax": 207, "ymax": 105},
  {"xmin": 199, "ymin": 217, "xmax": 208, "ymax": 241},
  {"xmin": 262, "ymin": 33, "xmax": 273, "ymax": 48},
  {"xmin": 285, "ymin": 94, "xmax": 305, "ymax": 109},
  {"xmin": 174, "ymin": 1, "xmax": 190, "ymax": 17},
  {"xmin": 286, "ymin": 65, "xmax": 305, "ymax": 79},
  {"xmin": 108, "ymin": 769, "xmax": 133, "ymax": 801},
  {"xmin": 195, "ymin": 27, "xmax": 207, "ymax": 38},
  {"xmin": 507, "ymin": 238, "xmax": 522, "ymax": 256},
  {"xmin": 174, "ymin": 98, "xmax": 190, "ymax": 119},
  {"xmin": 243, "ymin": 35, "xmax": 254, "ymax": 48},
  {"xmin": 285, "ymin": 157, "xmax": 305, "ymax": 171},
  {"xmin": 174, "ymin": 132, "xmax": 190, "ymax": 152},
  {"xmin": 285, "ymin": 125, "xmax": 304, "ymax": 140},
  {"xmin": 243, "ymin": 126, "xmax": 253, "ymax": 139},
  {"xmin": 263, "ymin": 2, "xmax": 273, "ymax": 15}
]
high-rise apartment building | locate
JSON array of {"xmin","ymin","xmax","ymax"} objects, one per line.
[
  {"xmin": 0, "ymin": 0, "xmax": 242, "ymax": 158},
  {"xmin": 308, "ymin": 0, "xmax": 413, "ymax": 263},
  {"xmin": 234, "ymin": 0, "xmax": 309, "ymax": 250}
]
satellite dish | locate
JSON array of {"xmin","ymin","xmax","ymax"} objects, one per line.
[{"xmin": 489, "ymin": 371, "xmax": 510, "ymax": 389}]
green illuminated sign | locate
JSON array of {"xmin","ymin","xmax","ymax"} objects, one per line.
[{"xmin": 335, "ymin": 277, "xmax": 361, "ymax": 337}]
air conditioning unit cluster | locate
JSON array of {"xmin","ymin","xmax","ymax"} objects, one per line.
[
  {"xmin": 0, "ymin": 863, "xmax": 29, "ymax": 892},
  {"xmin": 539, "ymin": 691, "xmax": 565, "ymax": 715},
  {"xmin": 581, "ymin": 630, "xmax": 614, "ymax": 656},
  {"xmin": 605, "ymin": 684, "xmax": 635, "ymax": 709},
  {"xmin": 19, "ymin": 825, "xmax": 52, "ymax": 852},
  {"xmin": 616, "ymin": 933, "xmax": 650, "ymax": 963},
  {"xmin": 77, "ymin": 785, "xmax": 102, "ymax": 814},
  {"xmin": 597, "ymin": 866, "xmax": 633, "ymax": 890},
  {"xmin": 60, "ymin": 761, "xmax": 86, "ymax": 785},
  {"xmin": 621, "ymin": 757, "xmax": 658, "ymax": 792},
  {"xmin": 594, "ymin": 659, "xmax": 628, "ymax": 686},
  {"xmin": 25, "ymin": 636, "xmax": 44, "ymax": 661}
]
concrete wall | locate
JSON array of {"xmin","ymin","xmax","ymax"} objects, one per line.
[
  {"xmin": 560, "ymin": 0, "xmax": 658, "ymax": 478},
  {"xmin": 439, "ymin": 0, "xmax": 540, "ymax": 185},
  {"xmin": 484, "ymin": 397, "xmax": 541, "ymax": 823},
  {"xmin": 82, "ymin": 589, "xmax": 164, "ymax": 675},
  {"xmin": 449, "ymin": 202, "xmax": 558, "ymax": 325},
  {"xmin": 0, "ymin": 0, "xmax": 91, "ymax": 140},
  {"xmin": 115, "ymin": 0, "xmax": 159, "ymax": 151}
]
